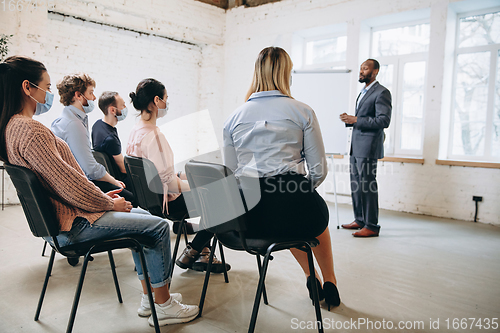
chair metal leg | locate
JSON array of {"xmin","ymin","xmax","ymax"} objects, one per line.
[
  {"xmin": 41, "ymin": 241, "xmax": 48, "ymax": 257},
  {"xmin": 35, "ymin": 248, "xmax": 55, "ymax": 321},
  {"xmin": 183, "ymin": 222, "xmax": 189, "ymax": 245},
  {"xmin": 66, "ymin": 253, "xmax": 93, "ymax": 333},
  {"xmin": 248, "ymin": 251, "xmax": 272, "ymax": 333},
  {"xmin": 198, "ymin": 237, "xmax": 217, "ymax": 317},
  {"xmin": 169, "ymin": 220, "xmax": 185, "ymax": 287},
  {"xmin": 107, "ymin": 251, "xmax": 122, "ymax": 303},
  {"xmin": 137, "ymin": 247, "xmax": 160, "ymax": 333},
  {"xmin": 218, "ymin": 241, "xmax": 229, "ymax": 283},
  {"xmin": 306, "ymin": 244, "xmax": 324, "ymax": 333},
  {"xmin": 255, "ymin": 255, "xmax": 268, "ymax": 305}
]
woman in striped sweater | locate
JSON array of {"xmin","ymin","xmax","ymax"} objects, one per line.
[{"xmin": 0, "ymin": 56, "xmax": 198, "ymax": 327}]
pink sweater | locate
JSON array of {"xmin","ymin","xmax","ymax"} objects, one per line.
[
  {"xmin": 126, "ymin": 121, "xmax": 180, "ymax": 213},
  {"xmin": 6, "ymin": 115, "xmax": 114, "ymax": 231}
]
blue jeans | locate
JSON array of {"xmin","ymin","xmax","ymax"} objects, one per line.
[{"xmin": 46, "ymin": 208, "xmax": 171, "ymax": 288}]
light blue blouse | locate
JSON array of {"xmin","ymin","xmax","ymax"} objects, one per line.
[
  {"xmin": 51, "ymin": 105, "xmax": 106, "ymax": 181},
  {"xmin": 223, "ymin": 90, "xmax": 327, "ymax": 188}
]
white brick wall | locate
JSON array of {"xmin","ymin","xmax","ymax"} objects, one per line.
[
  {"xmin": 0, "ymin": 0, "xmax": 226, "ymax": 205},
  {"xmin": 1, "ymin": 0, "xmax": 498, "ymax": 225}
]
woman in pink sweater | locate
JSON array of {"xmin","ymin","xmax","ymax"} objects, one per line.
[{"xmin": 0, "ymin": 56, "xmax": 198, "ymax": 327}]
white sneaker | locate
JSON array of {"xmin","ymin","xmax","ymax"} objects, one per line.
[
  {"xmin": 148, "ymin": 299, "xmax": 199, "ymax": 326},
  {"xmin": 137, "ymin": 293, "xmax": 182, "ymax": 317}
]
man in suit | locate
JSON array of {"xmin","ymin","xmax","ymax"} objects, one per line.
[{"xmin": 339, "ymin": 59, "xmax": 392, "ymax": 237}]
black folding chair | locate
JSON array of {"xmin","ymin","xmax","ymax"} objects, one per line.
[
  {"xmin": 92, "ymin": 150, "xmax": 120, "ymax": 178},
  {"xmin": 5, "ymin": 164, "xmax": 161, "ymax": 333},
  {"xmin": 41, "ymin": 150, "xmax": 119, "ymax": 260},
  {"xmin": 124, "ymin": 155, "xmax": 229, "ymax": 282},
  {"xmin": 185, "ymin": 160, "xmax": 324, "ymax": 333}
]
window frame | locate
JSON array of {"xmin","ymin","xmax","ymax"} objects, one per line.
[
  {"xmin": 370, "ymin": 19, "xmax": 430, "ymax": 157},
  {"xmin": 448, "ymin": 7, "xmax": 500, "ymax": 162}
]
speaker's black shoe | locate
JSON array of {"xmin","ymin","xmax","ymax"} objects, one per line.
[
  {"xmin": 306, "ymin": 276, "xmax": 324, "ymax": 304},
  {"xmin": 323, "ymin": 282, "xmax": 341, "ymax": 310}
]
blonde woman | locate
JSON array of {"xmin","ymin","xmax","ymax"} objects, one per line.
[{"xmin": 223, "ymin": 47, "xmax": 341, "ymax": 308}]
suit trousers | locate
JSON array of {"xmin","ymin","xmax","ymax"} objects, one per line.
[{"xmin": 350, "ymin": 155, "xmax": 380, "ymax": 232}]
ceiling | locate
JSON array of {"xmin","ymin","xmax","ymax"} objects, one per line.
[{"xmin": 196, "ymin": 0, "xmax": 283, "ymax": 10}]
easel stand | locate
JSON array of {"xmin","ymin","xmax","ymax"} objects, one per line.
[{"xmin": 326, "ymin": 154, "xmax": 340, "ymax": 229}]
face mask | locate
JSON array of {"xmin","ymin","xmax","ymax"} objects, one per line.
[
  {"xmin": 116, "ymin": 107, "xmax": 128, "ymax": 122},
  {"xmin": 80, "ymin": 95, "xmax": 95, "ymax": 114},
  {"xmin": 157, "ymin": 98, "xmax": 169, "ymax": 118},
  {"xmin": 29, "ymin": 82, "xmax": 54, "ymax": 116}
]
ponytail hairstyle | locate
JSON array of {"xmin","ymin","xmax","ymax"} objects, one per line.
[
  {"xmin": 0, "ymin": 56, "xmax": 47, "ymax": 162},
  {"xmin": 245, "ymin": 47, "xmax": 294, "ymax": 101},
  {"xmin": 129, "ymin": 78, "xmax": 166, "ymax": 121}
]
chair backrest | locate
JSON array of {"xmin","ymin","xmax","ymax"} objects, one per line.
[
  {"xmin": 185, "ymin": 160, "xmax": 248, "ymax": 235},
  {"xmin": 5, "ymin": 164, "xmax": 59, "ymax": 238},
  {"xmin": 92, "ymin": 150, "xmax": 119, "ymax": 178},
  {"xmin": 123, "ymin": 156, "xmax": 164, "ymax": 217}
]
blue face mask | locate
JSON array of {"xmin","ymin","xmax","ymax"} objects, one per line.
[
  {"xmin": 29, "ymin": 82, "xmax": 54, "ymax": 116},
  {"xmin": 80, "ymin": 95, "xmax": 95, "ymax": 114},
  {"xmin": 116, "ymin": 107, "xmax": 128, "ymax": 122}
]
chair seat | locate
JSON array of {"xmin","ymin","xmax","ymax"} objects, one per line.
[
  {"xmin": 217, "ymin": 231, "xmax": 319, "ymax": 255},
  {"xmin": 57, "ymin": 235, "xmax": 158, "ymax": 257}
]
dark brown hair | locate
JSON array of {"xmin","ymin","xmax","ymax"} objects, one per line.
[
  {"xmin": 0, "ymin": 56, "xmax": 47, "ymax": 162},
  {"xmin": 98, "ymin": 91, "xmax": 118, "ymax": 115},
  {"xmin": 129, "ymin": 78, "xmax": 166, "ymax": 120}
]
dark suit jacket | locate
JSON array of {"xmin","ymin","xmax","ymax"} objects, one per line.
[{"xmin": 346, "ymin": 82, "xmax": 392, "ymax": 159}]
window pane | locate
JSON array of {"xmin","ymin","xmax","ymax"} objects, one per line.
[
  {"xmin": 452, "ymin": 121, "xmax": 485, "ymax": 156},
  {"xmin": 459, "ymin": 11, "xmax": 500, "ymax": 48},
  {"xmin": 377, "ymin": 64, "xmax": 394, "ymax": 92},
  {"xmin": 372, "ymin": 23, "xmax": 430, "ymax": 57},
  {"xmin": 305, "ymin": 36, "xmax": 347, "ymax": 65},
  {"xmin": 453, "ymin": 52, "xmax": 489, "ymax": 155},
  {"xmin": 400, "ymin": 61, "xmax": 425, "ymax": 150},
  {"xmin": 378, "ymin": 64, "xmax": 394, "ymax": 153},
  {"xmin": 455, "ymin": 53, "xmax": 490, "ymax": 123},
  {"xmin": 401, "ymin": 123, "xmax": 422, "ymax": 150},
  {"xmin": 493, "ymin": 50, "xmax": 500, "ymax": 157},
  {"xmin": 493, "ymin": 122, "xmax": 500, "ymax": 157}
]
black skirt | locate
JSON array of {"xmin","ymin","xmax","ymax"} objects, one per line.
[{"xmin": 241, "ymin": 174, "xmax": 329, "ymax": 239}]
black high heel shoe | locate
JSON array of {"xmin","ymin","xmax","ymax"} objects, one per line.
[
  {"xmin": 306, "ymin": 276, "xmax": 324, "ymax": 304},
  {"xmin": 323, "ymin": 282, "xmax": 341, "ymax": 310}
]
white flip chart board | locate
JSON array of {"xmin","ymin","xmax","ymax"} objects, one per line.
[{"xmin": 291, "ymin": 70, "xmax": 351, "ymax": 155}]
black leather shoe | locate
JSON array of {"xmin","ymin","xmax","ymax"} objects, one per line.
[
  {"xmin": 175, "ymin": 244, "xmax": 200, "ymax": 269},
  {"xmin": 306, "ymin": 276, "xmax": 324, "ymax": 304},
  {"xmin": 191, "ymin": 247, "xmax": 231, "ymax": 273},
  {"xmin": 323, "ymin": 282, "xmax": 341, "ymax": 310}
]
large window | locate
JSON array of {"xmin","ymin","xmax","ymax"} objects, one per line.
[
  {"xmin": 449, "ymin": 10, "xmax": 500, "ymax": 161},
  {"xmin": 371, "ymin": 22, "xmax": 430, "ymax": 156}
]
